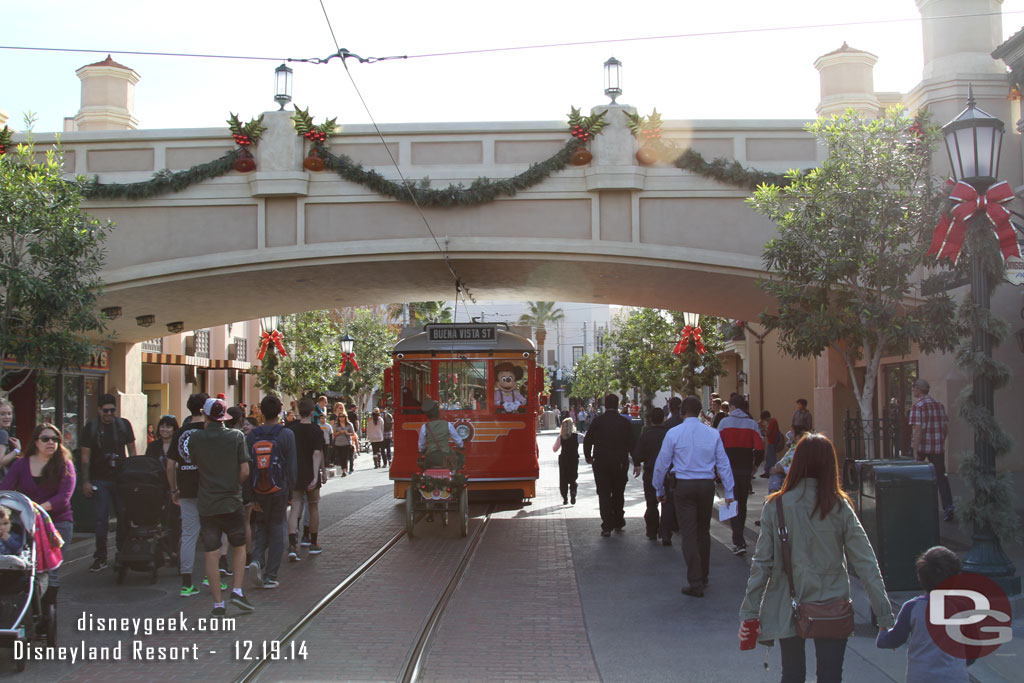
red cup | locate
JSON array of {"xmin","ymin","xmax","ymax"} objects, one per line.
[{"xmin": 740, "ymin": 619, "xmax": 760, "ymax": 650}]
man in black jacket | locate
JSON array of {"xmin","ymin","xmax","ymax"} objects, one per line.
[
  {"xmin": 583, "ymin": 394, "xmax": 636, "ymax": 537},
  {"xmin": 632, "ymin": 407, "xmax": 670, "ymax": 543}
]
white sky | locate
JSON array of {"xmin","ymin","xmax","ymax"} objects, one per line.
[{"xmin": 3, "ymin": 1, "xmax": 1024, "ymax": 133}]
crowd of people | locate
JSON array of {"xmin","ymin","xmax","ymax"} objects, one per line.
[{"xmin": 563, "ymin": 385, "xmax": 963, "ymax": 682}]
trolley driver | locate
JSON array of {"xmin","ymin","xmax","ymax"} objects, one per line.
[{"xmin": 417, "ymin": 398, "xmax": 465, "ymax": 470}]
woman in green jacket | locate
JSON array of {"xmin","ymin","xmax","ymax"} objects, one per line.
[{"xmin": 738, "ymin": 433, "xmax": 895, "ymax": 682}]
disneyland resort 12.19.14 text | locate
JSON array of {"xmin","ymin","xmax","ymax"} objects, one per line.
[{"xmin": 13, "ymin": 611, "xmax": 236, "ymax": 663}]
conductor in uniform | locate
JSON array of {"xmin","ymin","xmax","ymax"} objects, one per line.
[{"xmin": 583, "ymin": 394, "xmax": 637, "ymax": 537}]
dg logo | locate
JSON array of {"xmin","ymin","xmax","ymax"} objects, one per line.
[{"xmin": 926, "ymin": 572, "xmax": 1013, "ymax": 660}]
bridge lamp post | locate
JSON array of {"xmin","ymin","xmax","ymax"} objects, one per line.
[
  {"xmin": 604, "ymin": 57, "xmax": 622, "ymax": 104},
  {"xmin": 940, "ymin": 89, "xmax": 1018, "ymax": 589},
  {"xmin": 274, "ymin": 64, "xmax": 293, "ymax": 110},
  {"xmin": 339, "ymin": 334, "xmax": 355, "ymax": 357}
]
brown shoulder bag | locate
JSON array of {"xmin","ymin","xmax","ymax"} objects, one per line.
[{"xmin": 776, "ymin": 497, "xmax": 855, "ymax": 639}]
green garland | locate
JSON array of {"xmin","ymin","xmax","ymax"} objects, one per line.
[
  {"xmin": 81, "ymin": 149, "xmax": 241, "ymax": 200},
  {"xmin": 949, "ymin": 220, "xmax": 1020, "ymax": 542},
  {"xmin": 673, "ymin": 148, "xmax": 794, "ymax": 190},
  {"xmin": 312, "ymin": 139, "xmax": 577, "ymax": 208},
  {"xmin": 412, "ymin": 471, "xmax": 468, "ymax": 493}
]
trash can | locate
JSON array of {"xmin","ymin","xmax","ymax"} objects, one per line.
[{"xmin": 853, "ymin": 460, "xmax": 939, "ymax": 591}]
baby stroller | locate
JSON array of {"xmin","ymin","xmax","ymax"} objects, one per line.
[
  {"xmin": 115, "ymin": 457, "xmax": 167, "ymax": 584},
  {"xmin": 0, "ymin": 491, "xmax": 59, "ymax": 670}
]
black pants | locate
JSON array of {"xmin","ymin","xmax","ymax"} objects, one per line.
[
  {"xmin": 659, "ymin": 477, "xmax": 677, "ymax": 541},
  {"xmin": 592, "ymin": 457, "xmax": 627, "ymax": 532},
  {"xmin": 641, "ymin": 470, "xmax": 660, "ymax": 537},
  {"xmin": 673, "ymin": 479, "xmax": 715, "ymax": 588},
  {"xmin": 922, "ymin": 452, "xmax": 954, "ymax": 510},
  {"xmin": 558, "ymin": 455, "xmax": 579, "ymax": 501},
  {"xmin": 730, "ymin": 471, "xmax": 752, "ymax": 547},
  {"xmin": 779, "ymin": 636, "xmax": 847, "ymax": 683}
]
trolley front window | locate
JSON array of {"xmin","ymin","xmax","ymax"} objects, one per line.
[
  {"xmin": 399, "ymin": 361, "xmax": 430, "ymax": 413},
  {"xmin": 439, "ymin": 360, "xmax": 488, "ymax": 412}
]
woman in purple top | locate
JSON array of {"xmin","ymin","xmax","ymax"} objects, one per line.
[{"xmin": 0, "ymin": 422, "xmax": 76, "ymax": 622}]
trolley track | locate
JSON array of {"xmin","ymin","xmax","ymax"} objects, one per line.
[{"xmin": 236, "ymin": 502, "xmax": 496, "ymax": 683}]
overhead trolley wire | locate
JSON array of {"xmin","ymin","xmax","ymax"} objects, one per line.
[{"xmin": 2, "ymin": 9, "xmax": 1019, "ymax": 65}]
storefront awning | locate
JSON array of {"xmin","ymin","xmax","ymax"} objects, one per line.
[{"xmin": 141, "ymin": 352, "xmax": 209, "ymax": 367}]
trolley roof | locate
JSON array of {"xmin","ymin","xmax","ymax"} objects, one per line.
[{"xmin": 394, "ymin": 323, "xmax": 536, "ymax": 354}]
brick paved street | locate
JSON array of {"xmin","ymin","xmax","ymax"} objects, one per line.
[{"xmin": 2, "ymin": 433, "xmax": 1020, "ymax": 682}]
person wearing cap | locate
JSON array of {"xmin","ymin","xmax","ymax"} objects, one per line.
[
  {"xmin": 188, "ymin": 397, "xmax": 254, "ymax": 616},
  {"xmin": 417, "ymin": 398, "xmax": 464, "ymax": 470}
]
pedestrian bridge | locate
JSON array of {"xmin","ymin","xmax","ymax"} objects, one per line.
[{"xmin": 48, "ymin": 107, "xmax": 819, "ymax": 342}]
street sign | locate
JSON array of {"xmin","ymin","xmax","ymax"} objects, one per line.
[{"xmin": 1005, "ymin": 256, "xmax": 1024, "ymax": 286}]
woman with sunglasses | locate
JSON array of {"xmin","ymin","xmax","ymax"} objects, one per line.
[
  {"xmin": 145, "ymin": 415, "xmax": 181, "ymax": 565},
  {"xmin": 0, "ymin": 423, "xmax": 76, "ymax": 627}
]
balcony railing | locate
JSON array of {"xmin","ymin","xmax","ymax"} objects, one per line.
[{"xmin": 140, "ymin": 338, "xmax": 163, "ymax": 353}]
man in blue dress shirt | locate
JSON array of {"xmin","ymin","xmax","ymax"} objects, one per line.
[{"xmin": 652, "ymin": 396, "xmax": 734, "ymax": 597}]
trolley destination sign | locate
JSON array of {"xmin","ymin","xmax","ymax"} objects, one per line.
[{"xmin": 425, "ymin": 323, "xmax": 498, "ymax": 344}]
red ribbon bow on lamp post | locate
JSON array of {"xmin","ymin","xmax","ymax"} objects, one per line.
[
  {"xmin": 256, "ymin": 329, "xmax": 288, "ymax": 360},
  {"xmin": 337, "ymin": 352, "xmax": 360, "ymax": 374},
  {"xmin": 927, "ymin": 180, "xmax": 1021, "ymax": 264},
  {"xmin": 673, "ymin": 326, "xmax": 705, "ymax": 355}
]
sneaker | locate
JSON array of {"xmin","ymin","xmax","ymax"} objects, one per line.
[
  {"xmin": 219, "ymin": 557, "xmax": 233, "ymax": 576},
  {"xmin": 248, "ymin": 560, "xmax": 263, "ymax": 587},
  {"xmin": 89, "ymin": 559, "xmax": 108, "ymax": 572},
  {"xmin": 180, "ymin": 585, "xmax": 200, "ymax": 597},
  {"xmin": 230, "ymin": 592, "xmax": 255, "ymax": 612},
  {"xmin": 211, "ymin": 605, "xmax": 226, "ymax": 617},
  {"xmin": 288, "ymin": 546, "xmax": 300, "ymax": 562},
  {"xmin": 308, "ymin": 544, "xmax": 322, "ymax": 555},
  {"xmin": 202, "ymin": 578, "xmax": 228, "ymax": 590},
  {"xmin": 262, "ymin": 578, "xmax": 280, "ymax": 589},
  {"xmin": 731, "ymin": 544, "xmax": 747, "ymax": 556},
  {"xmin": 300, "ymin": 535, "xmax": 311, "ymax": 547}
]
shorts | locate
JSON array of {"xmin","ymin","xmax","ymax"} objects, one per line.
[
  {"xmin": 291, "ymin": 487, "xmax": 321, "ymax": 505},
  {"xmin": 199, "ymin": 509, "xmax": 246, "ymax": 552}
]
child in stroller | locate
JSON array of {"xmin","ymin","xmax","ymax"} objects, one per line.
[
  {"xmin": 0, "ymin": 508, "xmax": 23, "ymax": 556},
  {"xmin": 115, "ymin": 456, "xmax": 168, "ymax": 584},
  {"xmin": 0, "ymin": 491, "xmax": 59, "ymax": 669}
]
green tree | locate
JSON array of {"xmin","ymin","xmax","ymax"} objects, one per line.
[
  {"xmin": 408, "ymin": 301, "xmax": 452, "ymax": 324},
  {"xmin": 518, "ymin": 301, "xmax": 564, "ymax": 360},
  {"xmin": 0, "ymin": 116, "xmax": 110, "ymax": 393},
  {"xmin": 750, "ymin": 108, "xmax": 957, "ymax": 426},
  {"xmin": 272, "ymin": 311, "xmax": 341, "ymax": 398},
  {"xmin": 330, "ymin": 308, "xmax": 399, "ymax": 410},
  {"xmin": 568, "ymin": 349, "xmax": 618, "ymax": 405},
  {"xmin": 606, "ymin": 308, "xmax": 676, "ymax": 419}
]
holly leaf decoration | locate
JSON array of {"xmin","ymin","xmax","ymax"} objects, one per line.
[
  {"xmin": 0, "ymin": 125, "xmax": 12, "ymax": 155},
  {"xmin": 243, "ymin": 114, "xmax": 267, "ymax": 141},
  {"xmin": 291, "ymin": 106, "xmax": 315, "ymax": 135},
  {"xmin": 625, "ymin": 110, "xmax": 644, "ymax": 136}
]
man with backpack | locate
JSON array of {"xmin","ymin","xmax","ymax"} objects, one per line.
[{"xmin": 245, "ymin": 395, "xmax": 296, "ymax": 590}]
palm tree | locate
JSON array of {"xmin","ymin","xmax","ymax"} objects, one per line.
[
  {"xmin": 518, "ymin": 301, "xmax": 565, "ymax": 363},
  {"xmin": 408, "ymin": 301, "xmax": 453, "ymax": 324}
]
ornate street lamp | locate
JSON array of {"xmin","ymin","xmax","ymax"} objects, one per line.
[
  {"xmin": 604, "ymin": 57, "xmax": 622, "ymax": 105},
  {"xmin": 939, "ymin": 87, "xmax": 1019, "ymax": 592},
  {"xmin": 338, "ymin": 333, "xmax": 359, "ymax": 373},
  {"xmin": 274, "ymin": 64, "xmax": 293, "ymax": 111},
  {"xmin": 682, "ymin": 311, "xmax": 699, "ymax": 328}
]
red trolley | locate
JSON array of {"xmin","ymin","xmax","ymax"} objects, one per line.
[{"xmin": 383, "ymin": 323, "xmax": 543, "ymax": 501}]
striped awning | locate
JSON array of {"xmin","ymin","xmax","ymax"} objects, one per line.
[
  {"xmin": 141, "ymin": 352, "xmax": 209, "ymax": 367},
  {"xmin": 208, "ymin": 359, "xmax": 252, "ymax": 371}
]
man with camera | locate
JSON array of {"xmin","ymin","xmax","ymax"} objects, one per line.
[{"xmin": 80, "ymin": 393, "xmax": 137, "ymax": 572}]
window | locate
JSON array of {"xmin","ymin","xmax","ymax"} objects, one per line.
[
  {"xmin": 439, "ymin": 360, "xmax": 488, "ymax": 412},
  {"xmin": 572, "ymin": 346, "xmax": 584, "ymax": 364},
  {"xmin": 399, "ymin": 361, "xmax": 431, "ymax": 413}
]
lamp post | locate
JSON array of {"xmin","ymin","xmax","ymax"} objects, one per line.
[
  {"xmin": 941, "ymin": 88, "xmax": 1018, "ymax": 590},
  {"xmin": 604, "ymin": 57, "xmax": 622, "ymax": 105},
  {"xmin": 339, "ymin": 333, "xmax": 354, "ymax": 356},
  {"xmin": 274, "ymin": 64, "xmax": 293, "ymax": 111}
]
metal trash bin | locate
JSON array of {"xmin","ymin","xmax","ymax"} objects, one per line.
[{"xmin": 852, "ymin": 460, "xmax": 939, "ymax": 591}]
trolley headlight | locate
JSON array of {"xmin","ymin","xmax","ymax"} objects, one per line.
[
  {"xmin": 396, "ymin": 353, "xmax": 404, "ymax": 359},
  {"xmin": 522, "ymin": 352, "xmax": 530, "ymax": 358}
]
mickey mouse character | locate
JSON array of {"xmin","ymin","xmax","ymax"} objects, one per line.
[{"xmin": 494, "ymin": 362, "xmax": 527, "ymax": 413}]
